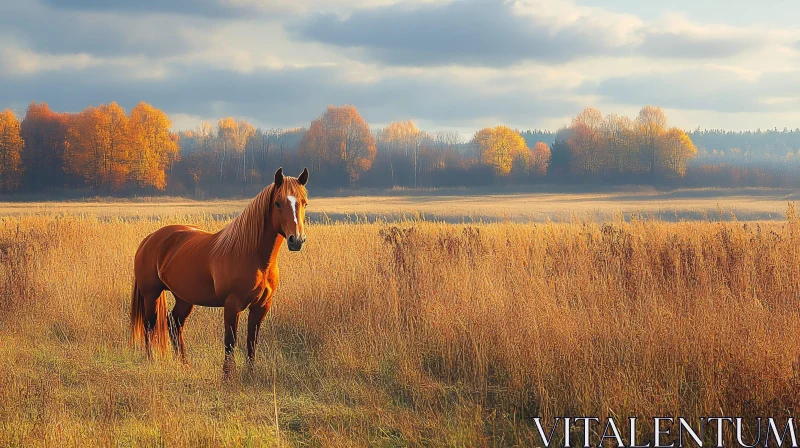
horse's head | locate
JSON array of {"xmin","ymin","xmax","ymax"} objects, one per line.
[{"xmin": 270, "ymin": 167, "xmax": 309, "ymax": 251}]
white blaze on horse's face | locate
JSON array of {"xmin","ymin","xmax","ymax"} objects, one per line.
[
  {"xmin": 287, "ymin": 196, "xmax": 298, "ymax": 225},
  {"xmin": 284, "ymin": 195, "xmax": 305, "ymax": 251}
]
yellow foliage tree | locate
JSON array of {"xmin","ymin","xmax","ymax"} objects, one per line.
[
  {"xmin": 128, "ymin": 102, "xmax": 180, "ymax": 190},
  {"xmin": 661, "ymin": 127, "xmax": 697, "ymax": 177},
  {"xmin": 380, "ymin": 121, "xmax": 421, "ymax": 156},
  {"xmin": 636, "ymin": 105, "xmax": 668, "ymax": 175},
  {"xmin": 0, "ymin": 110, "xmax": 24, "ymax": 192},
  {"xmin": 473, "ymin": 125, "xmax": 530, "ymax": 176}
]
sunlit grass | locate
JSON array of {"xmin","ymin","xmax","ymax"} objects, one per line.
[{"xmin": 0, "ymin": 204, "xmax": 798, "ymax": 446}]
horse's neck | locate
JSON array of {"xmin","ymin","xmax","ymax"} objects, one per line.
[{"xmin": 258, "ymin": 226, "xmax": 284, "ymax": 269}]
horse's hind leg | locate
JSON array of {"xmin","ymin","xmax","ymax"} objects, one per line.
[
  {"xmin": 141, "ymin": 288, "xmax": 167, "ymax": 358},
  {"xmin": 169, "ymin": 297, "xmax": 194, "ymax": 364}
]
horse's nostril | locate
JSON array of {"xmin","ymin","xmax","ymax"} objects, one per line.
[{"xmin": 288, "ymin": 235, "xmax": 296, "ymax": 244}]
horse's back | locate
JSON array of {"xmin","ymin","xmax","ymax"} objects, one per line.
[{"xmin": 136, "ymin": 225, "xmax": 207, "ymax": 263}]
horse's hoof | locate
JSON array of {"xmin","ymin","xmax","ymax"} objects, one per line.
[{"xmin": 222, "ymin": 357, "xmax": 236, "ymax": 380}]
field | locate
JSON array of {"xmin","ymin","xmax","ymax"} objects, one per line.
[
  {"xmin": 0, "ymin": 187, "xmax": 797, "ymax": 223},
  {"xmin": 1, "ymin": 191, "xmax": 799, "ymax": 446}
]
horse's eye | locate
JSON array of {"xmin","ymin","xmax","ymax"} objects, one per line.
[{"xmin": 275, "ymin": 202, "xmax": 281, "ymax": 208}]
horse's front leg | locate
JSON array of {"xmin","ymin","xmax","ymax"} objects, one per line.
[
  {"xmin": 222, "ymin": 296, "xmax": 245, "ymax": 379},
  {"xmin": 246, "ymin": 302, "xmax": 269, "ymax": 365}
]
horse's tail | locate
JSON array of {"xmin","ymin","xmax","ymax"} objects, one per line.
[
  {"xmin": 152, "ymin": 290, "xmax": 169, "ymax": 355},
  {"xmin": 130, "ymin": 280, "xmax": 169, "ymax": 355},
  {"xmin": 130, "ymin": 279, "xmax": 146, "ymax": 347}
]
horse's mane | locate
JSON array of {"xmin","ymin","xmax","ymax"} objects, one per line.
[{"xmin": 211, "ymin": 177, "xmax": 307, "ymax": 259}]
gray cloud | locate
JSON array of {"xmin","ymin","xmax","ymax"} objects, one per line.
[
  {"xmin": 295, "ymin": 0, "xmax": 768, "ymax": 67},
  {"xmin": 294, "ymin": 0, "xmax": 624, "ymax": 67},
  {"xmin": 39, "ymin": 0, "xmax": 253, "ymax": 18},
  {"xmin": 0, "ymin": 63, "xmax": 577, "ymax": 129},
  {"xmin": 0, "ymin": 1, "xmax": 214, "ymax": 57},
  {"xmin": 639, "ymin": 30, "xmax": 760, "ymax": 59},
  {"xmin": 581, "ymin": 68, "xmax": 800, "ymax": 113}
]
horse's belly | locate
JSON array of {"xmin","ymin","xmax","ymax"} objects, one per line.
[
  {"xmin": 159, "ymin": 261, "xmax": 221, "ymax": 307},
  {"xmin": 161, "ymin": 272, "xmax": 221, "ymax": 307}
]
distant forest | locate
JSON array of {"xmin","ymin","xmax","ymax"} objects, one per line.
[{"xmin": 0, "ymin": 102, "xmax": 798, "ymax": 197}]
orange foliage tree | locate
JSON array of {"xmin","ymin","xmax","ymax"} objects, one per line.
[
  {"xmin": 530, "ymin": 141, "xmax": 551, "ymax": 176},
  {"xmin": 0, "ymin": 110, "xmax": 24, "ymax": 192},
  {"xmin": 64, "ymin": 103, "xmax": 131, "ymax": 190},
  {"xmin": 63, "ymin": 101, "xmax": 180, "ymax": 191},
  {"xmin": 298, "ymin": 105, "xmax": 376, "ymax": 185}
]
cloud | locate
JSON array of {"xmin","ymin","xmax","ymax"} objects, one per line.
[
  {"xmin": 0, "ymin": 61, "xmax": 578, "ymax": 130},
  {"xmin": 294, "ymin": 0, "xmax": 636, "ymax": 67},
  {"xmin": 0, "ymin": 1, "xmax": 215, "ymax": 58},
  {"xmin": 38, "ymin": 0, "xmax": 437, "ymax": 18},
  {"xmin": 637, "ymin": 14, "xmax": 765, "ymax": 59},
  {"xmin": 581, "ymin": 67, "xmax": 800, "ymax": 113},
  {"xmin": 639, "ymin": 31, "xmax": 757, "ymax": 59},
  {"xmin": 295, "ymin": 0, "xmax": 781, "ymax": 67},
  {"xmin": 39, "ymin": 0, "xmax": 249, "ymax": 18}
]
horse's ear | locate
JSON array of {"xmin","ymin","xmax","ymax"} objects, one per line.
[
  {"xmin": 298, "ymin": 168, "xmax": 309, "ymax": 186},
  {"xmin": 274, "ymin": 167, "xmax": 284, "ymax": 187}
]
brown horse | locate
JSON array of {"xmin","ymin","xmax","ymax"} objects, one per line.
[{"xmin": 130, "ymin": 167, "xmax": 309, "ymax": 376}]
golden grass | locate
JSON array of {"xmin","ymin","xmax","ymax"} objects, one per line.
[{"xmin": 0, "ymin": 203, "xmax": 799, "ymax": 446}]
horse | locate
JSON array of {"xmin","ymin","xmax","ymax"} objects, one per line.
[{"xmin": 130, "ymin": 167, "xmax": 309, "ymax": 377}]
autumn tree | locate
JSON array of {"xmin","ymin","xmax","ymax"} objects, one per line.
[
  {"xmin": 601, "ymin": 114, "xmax": 637, "ymax": 173},
  {"xmin": 530, "ymin": 141, "xmax": 551, "ymax": 176},
  {"xmin": 298, "ymin": 105, "xmax": 376, "ymax": 185},
  {"xmin": 65, "ymin": 107, "xmax": 102, "ymax": 188},
  {"xmin": 376, "ymin": 120, "xmax": 424, "ymax": 187},
  {"xmin": 64, "ymin": 102, "xmax": 131, "ymax": 190},
  {"xmin": 99, "ymin": 102, "xmax": 131, "ymax": 189},
  {"xmin": 473, "ymin": 125, "xmax": 530, "ymax": 176},
  {"xmin": 238, "ymin": 121, "xmax": 256, "ymax": 183},
  {"xmin": 20, "ymin": 102, "xmax": 70, "ymax": 190},
  {"xmin": 128, "ymin": 102, "xmax": 180, "ymax": 190},
  {"xmin": 567, "ymin": 107, "xmax": 605, "ymax": 174},
  {"xmin": 216, "ymin": 118, "xmax": 244, "ymax": 182},
  {"xmin": 179, "ymin": 123, "xmax": 215, "ymax": 192},
  {"xmin": 660, "ymin": 127, "xmax": 697, "ymax": 177},
  {"xmin": 636, "ymin": 105, "xmax": 668, "ymax": 175},
  {"xmin": 0, "ymin": 110, "xmax": 24, "ymax": 192}
]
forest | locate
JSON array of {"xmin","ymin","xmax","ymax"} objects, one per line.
[{"xmin": 0, "ymin": 101, "xmax": 798, "ymax": 197}]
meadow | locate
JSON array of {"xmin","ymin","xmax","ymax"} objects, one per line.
[{"xmin": 0, "ymin": 192, "xmax": 799, "ymax": 446}]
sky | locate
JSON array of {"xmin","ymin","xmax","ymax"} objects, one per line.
[{"xmin": 0, "ymin": 0, "xmax": 799, "ymax": 134}]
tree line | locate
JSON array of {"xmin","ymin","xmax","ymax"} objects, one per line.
[
  {"xmin": 0, "ymin": 102, "xmax": 179, "ymax": 193},
  {"xmin": 0, "ymin": 101, "xmax": 797, "ymax": 196}
]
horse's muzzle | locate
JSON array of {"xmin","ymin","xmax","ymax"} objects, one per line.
[{"xmin": 287, "ymin": 235, "xmax": 305, "ymax": 251}]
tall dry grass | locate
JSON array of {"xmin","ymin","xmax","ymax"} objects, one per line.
[{"xmin": 0, "ymin": 206, "xmax": 799, "ymax": 446}]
